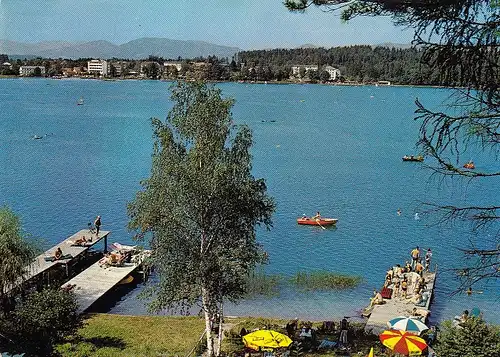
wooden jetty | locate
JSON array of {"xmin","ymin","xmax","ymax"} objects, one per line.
[
  {"xmin": 62, "ymin": 252, "xmax": 148, "ymax": 314},
  {"xmin": 26, "ymin": 229, "xmax": 111, "ymax": 280},
  {"xmin": 7, "ymin": 229, "xmax": 110, "ymax": 293},
  {"xmin": 364, "ymin": 269, "xmax": 437, "ymax": 334}
]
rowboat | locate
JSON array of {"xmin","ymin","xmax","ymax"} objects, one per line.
[
  {"xmin": 297, "ymin": 217, "xmax": 338, "ymax": 226},
  {"xmin": 463, "ymin": 161, "xmax": 475, "ymax": 169},
  {"xmin": 402, "ymin": 155, "xmax": 424, "ymax": 162}
]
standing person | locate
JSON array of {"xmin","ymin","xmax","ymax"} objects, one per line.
[
  {"xmin": 339, "ymin": 316, "xmax": 349, "ymax": 347},
  {"xmin": 425, "ymin": 248, "xmax": 432, "ymax": 272},
  {"xmin": 401, "ymin": 277, "xmax": 408, "ymax": 299},
  {"xmin": 415, "ymin": 260, "xmax": 424, "ymax": 276},
  {"xmin": 410, "ymin": 246, "xmax": 420, "ymax": 269},
  {"xmin": 94, "ymin": 215, "xmax": 101, "ymax": 237}
]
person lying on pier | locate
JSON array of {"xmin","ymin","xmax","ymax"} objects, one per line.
[
  {"xmin": 99, "ymin": 251, "xmax": 126, "ymax": 267},
  {"xmin": 61, "ymin": 283, "xmax": 76, "ymax": 292},
  {"xmin": 411, "ymin": 307, "xmax": 429, "ymax": 320},
  {"xmin": 406, "ymin": 292, "xmax": 423, "ymax": 305},
  {"xmin": 70, "ymin": 235, "xmax": 92, "ymax": 246}
]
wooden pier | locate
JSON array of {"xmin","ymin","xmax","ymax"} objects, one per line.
[
  {"xmin": 365, "ymin": 269, "xmax": 437, "ymax": 334},
  {"xmin": 7, "ymin": 229, "xmax": 110, "ymax": 293},
  {"xmin": 62, "ymin": 252, "xmax": 148, "ymax": 314}
]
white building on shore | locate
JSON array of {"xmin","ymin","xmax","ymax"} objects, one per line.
[
  {"xmin": 324, "ymin": 66, "xmax": 341, "ymax": 81},
  {"xmin": 19, "ymin": 66, "xmax": 46, "ymax": 76},
  {"xmin": 291, "ymin": 64, "xmax": 318, "ymax": 76},
  {"xmin": 87, "ymin": 59, "xmax": 108, "ymax": 76}
]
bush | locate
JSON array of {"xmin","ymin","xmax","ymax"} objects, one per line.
[
  {"xmin": 434, "ymin": 318, "xmax": 500, "ymax": 357},
  {"xmin": 9, "ymin": 288, "xmax": 82, "ymax": 356}
]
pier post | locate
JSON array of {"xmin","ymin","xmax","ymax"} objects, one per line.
[{"xmin": 104, "ymin": 233, "xmax": 108, "ymax": 253}]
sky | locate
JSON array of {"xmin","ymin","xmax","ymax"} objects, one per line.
[{"xmin": 0, "ymin": 0, "xmax": 412, "ymax": 49}]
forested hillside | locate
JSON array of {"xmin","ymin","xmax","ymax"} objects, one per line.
[{"xmin": 237, "ymin": 45, "xmax": 442, "ymax": 85}]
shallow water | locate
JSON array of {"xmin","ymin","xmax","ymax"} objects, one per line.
[{"xmin": 0, "ymin": 78, "xmax": 498, "ymax": 324}]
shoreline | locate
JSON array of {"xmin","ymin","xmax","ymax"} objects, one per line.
[{"xmin": 0, "ymin": 75, "xmax": 456, "ymax": 89}]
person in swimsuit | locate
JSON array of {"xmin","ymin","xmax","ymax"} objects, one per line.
[{"xmin": 401, "ymin": 277, "xmax": 408, "ymax": 298}]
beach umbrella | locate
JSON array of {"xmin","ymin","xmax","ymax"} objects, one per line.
[
  {"xmin": 379, "ymin": 329, "xmax": 428, "ymax": 355},
  {"xmin": 387, "ymin": 316, "xmax": 429, "ymax": 334},
  {"xmin": 367, "ymin": 346, "xmax": 374, "ymax": 357},
  {"xmin": 242, "ymin": 330, "xmax": 292, "ymax": 351}
]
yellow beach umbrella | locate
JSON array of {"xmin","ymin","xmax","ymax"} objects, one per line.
[
  {"xmin": 242, "ymin": 330, "xmax": 293, "ymax": 350},
  {"xmin": 367, "ymin": 346, "xmax": 374, "ymax": 357},
  {"xmin": 379, "ymin": 329, "xmax": 427, "ymax": 355}
]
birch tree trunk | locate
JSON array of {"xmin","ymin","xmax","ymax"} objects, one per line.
[
  {"xmin": 202, "ymin": 287, "xmax": 214, "ymax": 357},
  {"xmin": 216, "ymin": 301, "xmax": 224, "ymax": 356}
]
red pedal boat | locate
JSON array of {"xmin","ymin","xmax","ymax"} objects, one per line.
[{"xmin": 297, "ymin": 217, "xmax": 338, "ymax": 226}]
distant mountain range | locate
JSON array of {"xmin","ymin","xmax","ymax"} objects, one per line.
[{"xmin": 0, "ymin": 38, "xmax": 242, "ymax": 60}]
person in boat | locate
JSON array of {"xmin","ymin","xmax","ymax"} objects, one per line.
[
  {"xmin": 54, "ymin": 247, "xmax": 63, "ymax": 260},
  {"xmin": 301, "ymin": 213, "xmax": 308, "ymax": 220},
  {"xmin": 312, "ymin": 211, "xmax": 321, "ymax": 220},
  {"xmin": 397, "ymin": 208, "xmax": 401, "ymax": 216}
]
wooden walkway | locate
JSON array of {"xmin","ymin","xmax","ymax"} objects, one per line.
[
  {"xmin": 62, "ymin": 253, "xmax": 148, "ymax": 314},
  {"xmin": 365, "ymin": 270, "xmax": 437, "ymax": 334},
  {"xmin": 26, "ymin": 229, "xmax": 111, "ymax": 280},
  {"xmin": 6, "ymin": 229, "xmax": 110, "ymax": 293}
]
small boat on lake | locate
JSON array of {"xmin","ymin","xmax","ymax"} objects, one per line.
[
  {"xmin": 297, "ymin": 217, "xmax": 338, "ymax": 226},
  {"xmin": 463, "ymin": 161, "xmax": 475, "ymax": 169},
  {"xmin": 77, "ymin": 97, "xmax": 84, "ymax": 105},
  {"xmin": 402, "ymin": 155, "xmax": 424, "ymax": 162}
]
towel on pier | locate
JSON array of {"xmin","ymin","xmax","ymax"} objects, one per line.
[{"xmin": 380, "ymin": 287, "xmax": 393, "ymax": 299}]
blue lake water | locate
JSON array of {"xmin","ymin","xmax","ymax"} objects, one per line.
[{"xmin": 0, "ymin": 78, "xmax": 498, "ymax": 324}]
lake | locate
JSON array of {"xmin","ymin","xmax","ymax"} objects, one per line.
[{"xmin": 0, "ymin": 78, "xmax": 498, "ymax": 324}]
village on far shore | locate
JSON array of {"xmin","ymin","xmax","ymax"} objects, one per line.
[{"xmin": 0, "ymin": 52, "xmax": 396, "ymax": 86}]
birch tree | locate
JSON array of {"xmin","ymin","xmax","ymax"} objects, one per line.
[{"xmin": 128, "ymin": 81, "xmax": 275, "ymax": 356}]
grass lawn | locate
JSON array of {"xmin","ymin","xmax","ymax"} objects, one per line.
[{"xmin": 55, "ymin": 314, "xmax": 206, "ymax": 357}]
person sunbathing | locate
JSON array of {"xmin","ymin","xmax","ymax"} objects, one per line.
[
  {"xmin": 406, "ymin": 292, "xmax": 423, "ymax": 305},
  {"xmin": 54, "ymin": 247, "xmax": 63, "ymax": 260},
  {"xmin": 71, "ymin": 235, "xmax": 91, "ymax": 246},
  {"xmin": 369, "ymin": 290, "xmax": 384, "ymax": 307}
]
